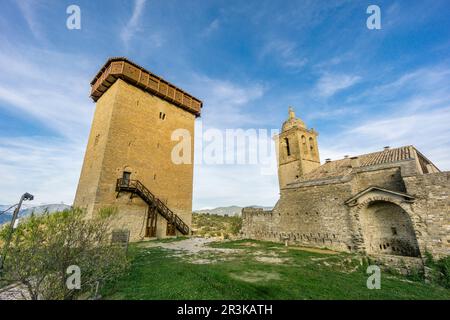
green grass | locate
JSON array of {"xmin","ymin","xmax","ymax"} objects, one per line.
[{"xmin": 102, "ymin": 239, "xmax": 450, "ymax": 300}]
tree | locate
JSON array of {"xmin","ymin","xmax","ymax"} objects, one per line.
[
  {"xmin": 0, "ymin": 208, "xmax": 129, "ymax": 300},
  {"xmin": 229, "ymin": 215, "xmax": 242, "ymax": 235}
]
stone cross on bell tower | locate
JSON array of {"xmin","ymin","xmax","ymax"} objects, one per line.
[
  {"xmin": 288, "ymin": 106, "xmax": 296, "ymax": 120},
  {"xmin": 275, "ymin": 106, "xmax": 320, "ymax": 189}
]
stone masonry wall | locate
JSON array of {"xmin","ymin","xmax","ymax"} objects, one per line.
[
  {"xmin": 404, "ymin": 172, "xmax": 450, "ymax": 258},
  {"xmin": 241, "ymin": 165, "xmax": 424, "ymax": 255},
  {"xmin": 353, "ymin": 167, "xmax": 406, "ymax": 194},
  {"xmin": 242, "ymin": 181, "xmax": 355, "ymax": 252}
]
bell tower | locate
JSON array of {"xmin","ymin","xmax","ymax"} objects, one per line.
[{"xmin": 275, "ymin": 107, "xmax": 320, "ymax": 189}]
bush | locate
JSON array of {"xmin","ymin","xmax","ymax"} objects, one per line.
[
  {"xmin": 191, "ymin": 213, "xmax": 243, "ymax": 238},
  {"xmin": 0, "ymin": 208, "xmax": 129, "ymax": 300},
  {"xmin": 424, "ymin": 252, "xmax": 450, "ymax": 288}
]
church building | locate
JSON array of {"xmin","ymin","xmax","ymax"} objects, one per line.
[{"xmin": 242, "ymin": 107, "xmax": 449, "ymax": 267}]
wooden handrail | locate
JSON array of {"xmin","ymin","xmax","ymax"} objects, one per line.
[{"xmin": 116, "ymin": 178, "xmax": 189, "ymax": 235}]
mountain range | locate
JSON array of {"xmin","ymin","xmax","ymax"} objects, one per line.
[
  {"xmin": 0, "ymin": 204, "xmax": 272, "ymax": 225},
  {"xmin": 0, "ymin": 203, "xmax": 72, "ymax": 225}
]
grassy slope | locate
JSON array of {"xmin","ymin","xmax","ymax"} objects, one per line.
[{"xmin": 102, "ymin": 239, "xmax": 450, "ymax": 300}]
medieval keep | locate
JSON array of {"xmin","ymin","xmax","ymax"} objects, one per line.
[
  {"xmin": 242, "ymin": 107, "xmax": 449, "ymax": 266},
  {"xmin": 74, "ymin": 57, "xmax": 202, "ymax": 241}
]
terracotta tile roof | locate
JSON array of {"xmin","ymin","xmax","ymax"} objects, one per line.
[
  {"xmin": 299, "ymin": 146, "xmax": 420, "ymax": 182},
  {"xmin": 359, "ymin": 146, "xmax": 414, "ymax": 167}
]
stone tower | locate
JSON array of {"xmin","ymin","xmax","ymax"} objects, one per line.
[
  {"xmin": 73, "ymin": 57, "xmax": 202, "ymax": 240},
  {"xmin": 275, "ymin": 107, "xmax": 320, "ymax": 189}
]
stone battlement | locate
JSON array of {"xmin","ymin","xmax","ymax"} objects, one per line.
[{"xmin": 241, "ymin": 207, "xmax": 272, "ymax": 217}]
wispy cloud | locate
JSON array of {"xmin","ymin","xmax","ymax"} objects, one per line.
[
  {"xmin": 317, "ymin": 65, "xmax": 450, "ymax": 169},
  {"xmin": 307, "ymin": 107, "xmax": 361, "ymax": 120},
  {"xmin": 16, "ymin": 0, "xmax": 46, "ymax": 41},
  {"xmin": 189, "ymin": 75, "xmax": 273, "ymax": 209},
  {"xmin": 0, "ymin": 41, "xmax": 93, "ymax": 204},
  {"xmin": 316, "ymin": 73, "xmax": 361, "ymax": 97},
  {"xmin": 0, "ymin": 136, "xmax": 84, "ymax": 205},
  {"xmin": 188, "ymin": 74, "xmax": 266, "ymax": 128},
  {"xmin": 1, "ymin": 0, "xmax": 449, "ymax": 210},
  {"xmin": 261, "ymin": 40, "xmax": 308, "ymax": 71},
  {"xmin": 0, "ymin": 43, "xmax": 93, "ymax": 141},
  {"xmin": 201, "ymin": 18, "xmax": 220, "ymax": 37},
  {"xmin": 351, "ymin": 66, "xmax": 450, "ymax": 105},
  {"xmin": 319, "ymin": 106, "xmax": 450, "ymax": 170},
  {"xmin": 120, "ymin": 0, "xmax": 147, "ymax": 47}
]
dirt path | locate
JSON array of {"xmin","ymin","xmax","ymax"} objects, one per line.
[
  {"xmin": 141, "ymin": 237, "xmax": 234, "ymax": 254},
  {"xmin": 141, "ymin": 237, "xmax": 242, "ymax": 264}
]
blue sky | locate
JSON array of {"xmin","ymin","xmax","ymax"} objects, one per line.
[{"xmin": 0, "ymin": 0, "xmax": 449, "ymax": 209}]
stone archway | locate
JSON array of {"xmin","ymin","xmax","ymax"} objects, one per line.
[{"xmin": 359, "ymin": 200, "xmax": 420, "ymax": 257}]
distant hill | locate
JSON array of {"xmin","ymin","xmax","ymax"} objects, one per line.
[
  {"xmin": 0, "ymin": 204, "xmax": 72, "ymax": 225},
  {"xmin": 193, "ymin": 205, "xmax": 272, "ymax": 216},
  {"xmin": 1, "ymin": 204, "xmax": 273, "ymax": 224}
]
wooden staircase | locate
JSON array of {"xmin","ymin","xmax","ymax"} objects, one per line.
[{"xmin": 116, "ymin": 178, "xmax": 190, "ymax": 235}]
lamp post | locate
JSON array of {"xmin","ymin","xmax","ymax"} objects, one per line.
[{"xmin": 0, "ymin": 192, "xmax": 34, "ymax": 273}]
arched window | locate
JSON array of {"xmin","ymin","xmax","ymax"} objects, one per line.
[
  {"xmin": 284, "ymin": 137, "xmax": 291, "ymax": 156},
  {"xmin": 302, "ymin": 135, "xmax": 307, "ymax": 154},
  {"xmin": 309, "ymin": 137, "xmax": 315, "ymax": 155}
]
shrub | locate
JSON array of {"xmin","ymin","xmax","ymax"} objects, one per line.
[{"xmin": 0, "ymin": 208, "xmax": 129, "ymax": 300}]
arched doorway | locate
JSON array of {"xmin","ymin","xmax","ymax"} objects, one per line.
[{"xmin": 359, "ymin": 200, "xmax": 420, "ymax": 257}]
